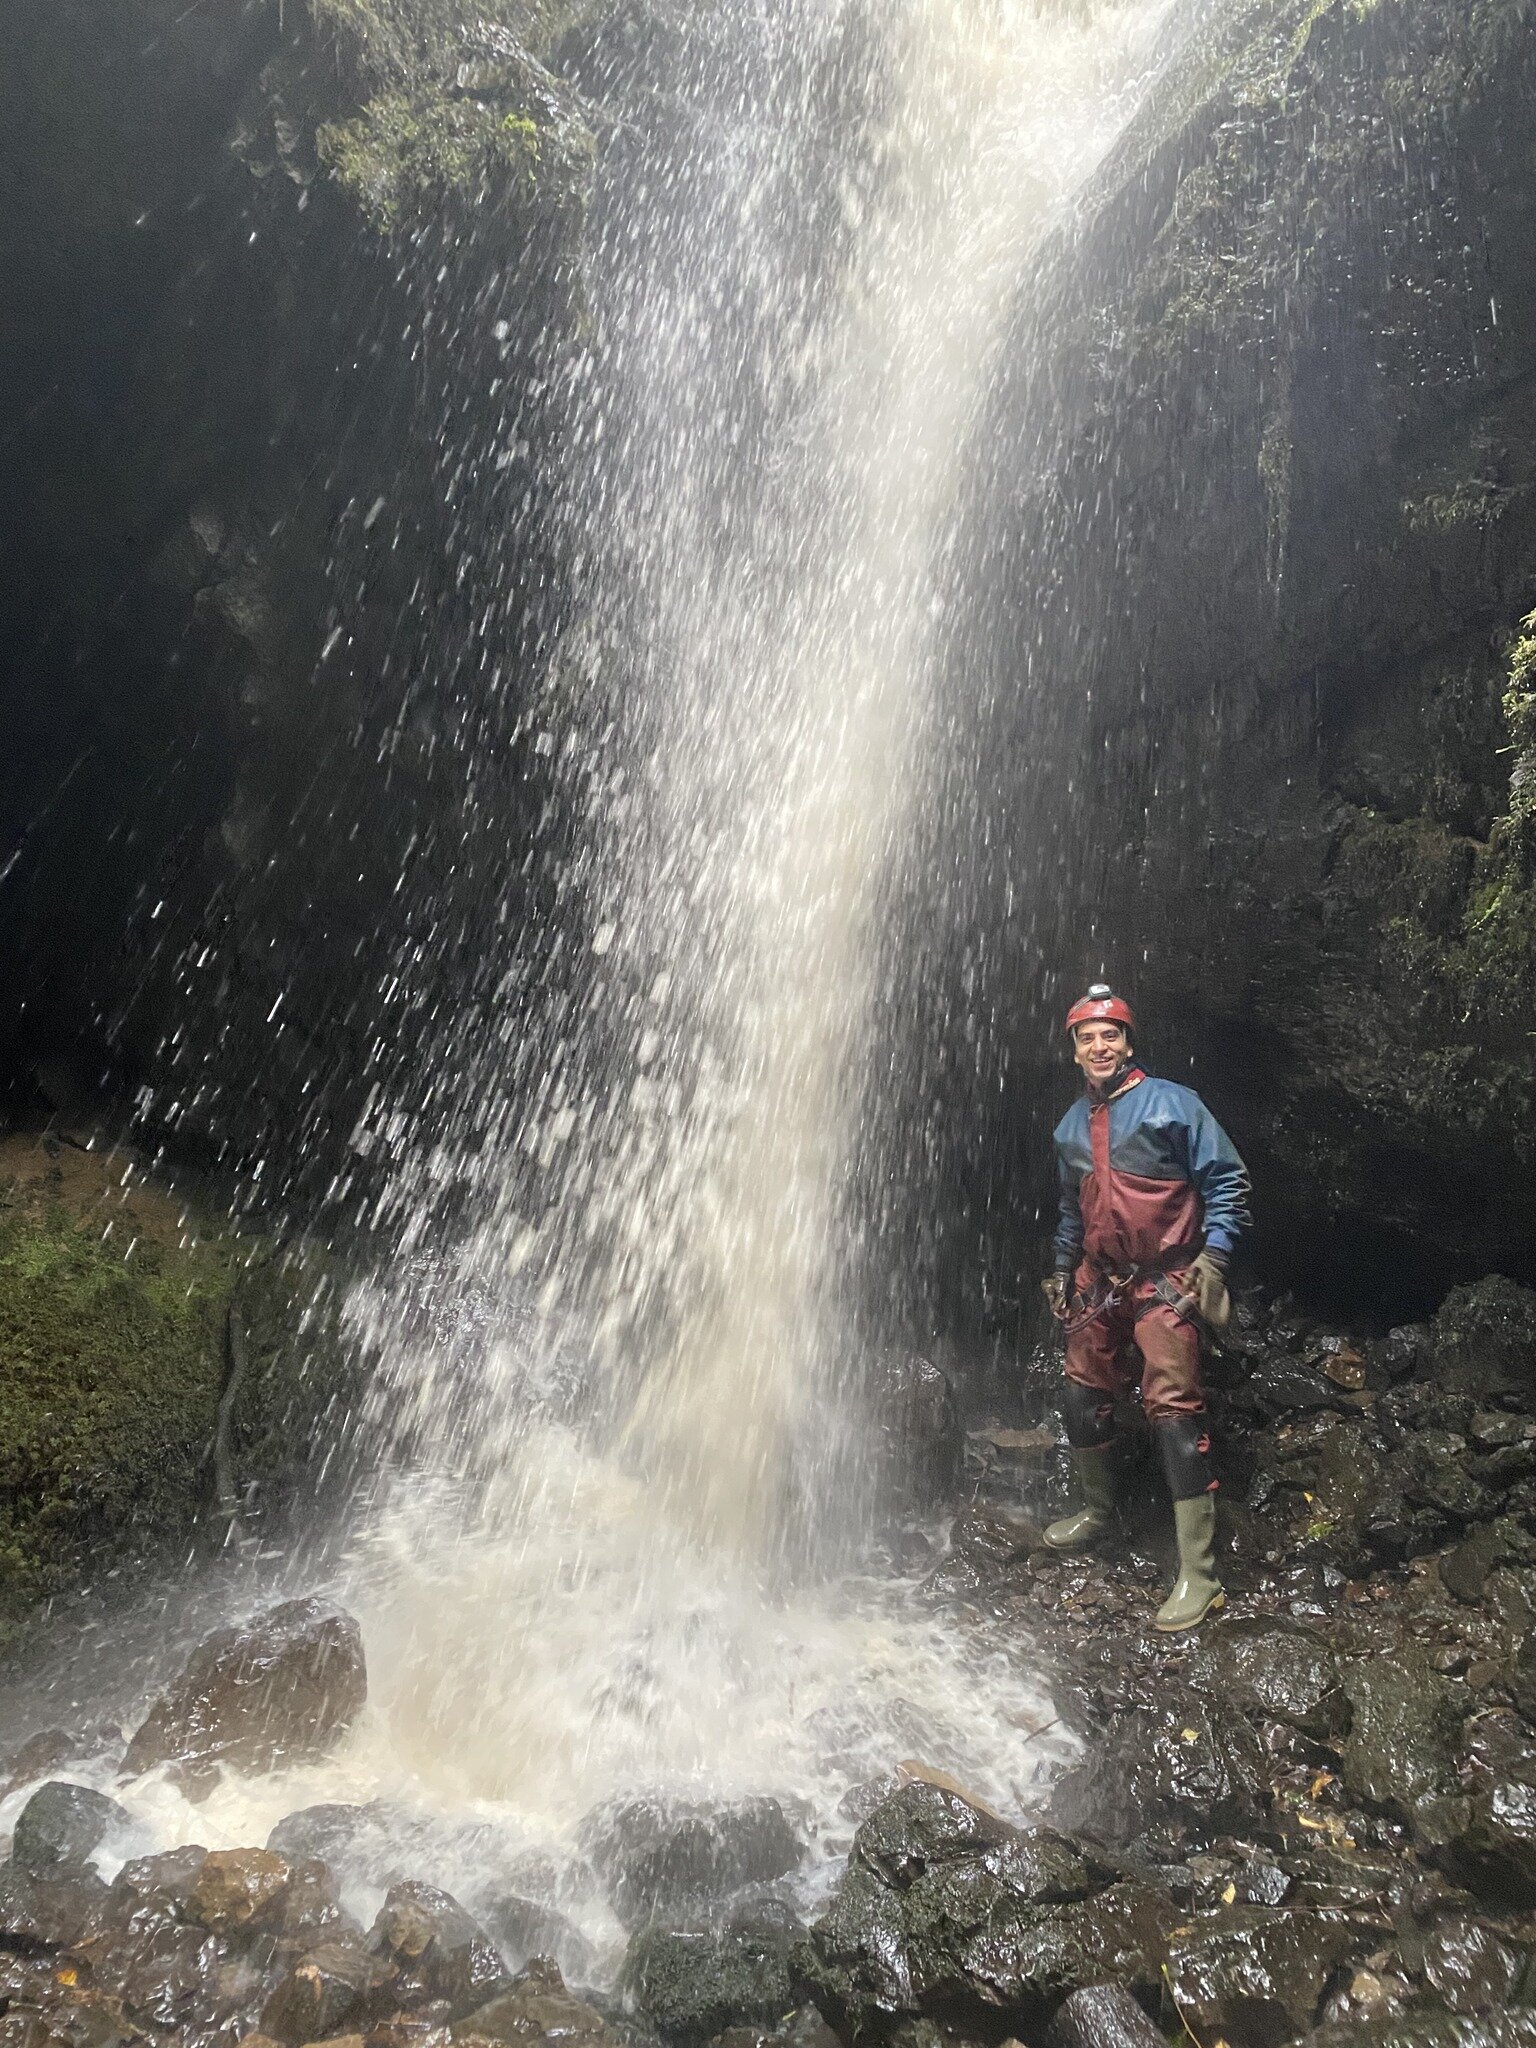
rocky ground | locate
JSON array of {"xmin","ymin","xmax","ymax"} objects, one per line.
[{"xmin": 6, "ymin": 1274, "xmax": 1536, "ymax": 2048}]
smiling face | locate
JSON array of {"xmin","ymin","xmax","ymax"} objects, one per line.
[{"xmin": 1073, "ymin": 1018, "xmax": 1130, "ymax": 1088}]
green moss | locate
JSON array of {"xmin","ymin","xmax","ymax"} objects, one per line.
[
  {"xmin": 0, "ymin": 1204, "xmax": 231, "ymax": 1632},
  {"xmin": 0, "ymin": 1166, "xmax": 362, "ymax": 1641},
  {"xmin": 307, "ymin": 0, "xmax": 595, "ymax": 230},
  {"xmin": 1504, "ymin": 608, "xmax": 1536, "ymax": 833},
  {"xmin": 319, "ymin": 91, "xmax": 546, "ymax": 227}
]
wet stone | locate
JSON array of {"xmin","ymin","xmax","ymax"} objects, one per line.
[
  {"xmin": 371, "ymin": 1883, "xmax": 512, "ymax": 2019},
  {"xmin": 0, "ymin": 1863, "xmax": 107, "ymax": 1948},
  {"xmin": 1341, "ymin": 1649, "xmax": 1463, "ymax": 1822},
  {"xmin": 622, "ymin": 1923, "xmax": 793, "ymax": 2043},
  {"xmin": 451, "ymin": 1964, "xmax": 613, "ymax": 2048},
  {"xmin": 865, "ymin": 1354, "xmax": 963, "ymax": 1514},
  {"xmin": 479, "ymin": 1897, "xmax": 595, "ymax": 1985},
  {"xmin": 0, "ymin": 1734, "xmax": 76, "ymax": 1803},
  {"xmin": 581, "ymin": 1798, "xmax": 803, "ymax": 1927},
  {"xmin": 1046, "ymin": 1684, "xmax": 1268, "ymax": 1854},
  {"xmin": 11, "ymin": 1784, "xmax": 133, "ymax": 1878},
  {"xmin": 1165, "ymin": 1907, "xmax": 1354, "ymax": 2048},
  {"xmin": 189, "ymin": 1847, "xmax": 294, "ymax": 1932},
  {"xmin": 101, "ymin": 1846, "xmax": 210, "ymax": 1928},
  {"xmin": 801, "ymin": 1784, "xmax": 1170, "ymax": 2037},
  {"xmin": 1052, "ymin": 1983, "xmax": 1166, "ymax": 2048},
  {"xmin": 124, "ymin": 1599, "xmax": 367, "ymax": 1777},
  {"xmin": 1419, "ymin": 1915, "xmax": 1531, "ymax": 2015},
  {"xmin": 1185, "ymin": 1614, "xmax": 1344, "ymax": 1738},
  {"xmin": 261, "ymin": 1940, "xmax": 393, "ymax": 2045},
  {"xmin": 713, "ymin": 2006, "xmax": 840, "ymax": 2048}
]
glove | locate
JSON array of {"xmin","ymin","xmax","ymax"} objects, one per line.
[
  {"xmin": 1041, "ymin": 1272, "xmax": 1070, "ymax": 1321},
  {"xmin": 1184, "ymin": 1250, "xmax": 1232, "ymax": 1335}
]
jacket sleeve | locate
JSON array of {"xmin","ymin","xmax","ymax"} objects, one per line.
[
  {"xmin": 1053, "ymin": 1148, "xmax": 1084, "ymax": 1272},
  {"xmin": 1183, "ymin": 1095, "xmax": 1251, "ymax": 1257}
]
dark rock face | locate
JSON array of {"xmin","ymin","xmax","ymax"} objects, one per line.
[
  {"xmin": 10, "ymin": 1782, "xmax": 132, "ymax": 1877},
  {"xmin": 863, "ymin": 1355, "xmax": 963, "ymax": 1517},
  {"xmin": 371, "ymin": 1882, "xmax": 513, "ymax": 2019},
  {"xmin": 1340, "ymin": 1650, "xmax": 1465, "ymax": 1820},
  {"xmin": 799, "ymin": 1781, "xmax": 1173, "ymax": 2038},
  {"xmin": 919, "ymin": 0, "xmax": 1536, "ymax": 1320},
  {"xmin": 1165, "ymin": 1908, "xmax": 1355, "ymax": 2048},
  {"xmin": 581, "ymin": 1798, "xmax": 803, "ymax": 1928},
  {"xmin": 1047, "ymin": 1683, "xmax": 1268, "ymax": 1855},
  {"xmin": 1185, "ymin": 1616, "xmax": 1344, "ymax": 1740},
  {"xmin": 123, "ymin": 1598, "xmax": 367, "ymax": 1776},
  {"xmin": 622, "ymin": 1923, "xmax": 795, "ymax": 2043}
]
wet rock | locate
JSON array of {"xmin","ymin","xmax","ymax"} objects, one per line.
[
  {"xmin": 1430, "ymin": 1280, "xmax": 1536, "ymax": 1399},
  {"xmin": 123, "ymin": 1599, "xmax": 367, "ymax": 1777},
  {"xmin": 1435, "ymin": 1714, "xmax": 1536, "ymax": 1908},
  {"xmin": 100, "ymin": 1846, "xmax": 209, "ymax": 1927},
  {"xmin": 622, "ymin": 1924, "xmax": 793, "ymax": 2043},
  {"xmin": 1165, "ymin": 1907, "xmax": 1354, "ymax": 2048},
  {"xmin": 267, "ymin": 1802, "xmax": 379, "ymax": 1866},
  {"xmin": 1046, "ymin": 1685, "xmax": 1267, "ymax": 1854},
  {"xmin": 10, "ymin": 1783, "xmax": 132, "ymax": 1877},
  {"xmin": 1316, "ymin": 1967, "xmax": 1412, "ymax": 2028},
  {"xmin": 372, "ymin": 1883, "xmax": 512, "ymax": 2019},
  {"xmin": 452, "ymin": 1964, "xmax": 613, "ymax": 2048},
  {"xmin": 0, "ymin": 1733, "xmax": 75, "ymax": 1802},
  {"xmin": 1441, "ymin": 1525, "xmax": 1517, "ymax": 1605},
  {"xmin": 1341, "ymin": 1649, "xmax": 1463, "ymax": 1822},
  {"xmin": 582, "ymin": 1799, "xmax": 802, "ymax": 1927},
  {"xmin": 1419, "ymin": 1915, "xmax": 1531, "ymax": 2015},
  {"xmin": 1185, "ymin": 1615, "xmax": 1344, "ymax": 1739},
  {"xmin": 939, "ymin": 1502, "xmax": 1038, "ymax": 1580},
  {"xmin": 713, "ymin": 2007, "xmax": 839, "ymax": 2048},
  {"xmin": 185, "ymin": 1846, "xmax": 295, "ymax": 1932},
  {"xmin": 0, "ymin": 1863, "xmax": 107, "ymax": 1947},
  {"xmin": 262, "ymin": 1940, "xmax": 393, "ymax": 2045},
  {"xmin": 1307, "ymin": 2017, "xmax": 1536, "ymax": 2047},
  {"xmin": 1052, "ymin": 1983, "xmax": 1165, "ymax": 2048},
  {"xmin": 865, "ymin": 1354, "xmax": 963, "ymax": 1515},
  {"xmin": 480, "ymin": 1897, "xmax": 595, "ymax": 1984},
  {"xmin": 799, "ymin": 1783, "xmax": 1170, "ymax": 2037}
]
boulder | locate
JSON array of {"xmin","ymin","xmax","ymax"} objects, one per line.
[
  {"xmin": 372, "ymin": 1882, "xmax": 512, "ymax": 2019},
  {"xmin": 452, "ymin": 1963, "xmax": 612, "ymax": 2048},
  {"xmin": 865, "ymin": 1354, "xmax": 963, "ymax": 1514},
  {"xmin": 1306, "ymin": 2017, "xmax": 1536, "ymax": 2048},
  {"xmin": 1165, "ymin": 1908, "xmax": 1354, "ymax": 2048},
  {"xmin": 10, "ymin": 1782, "xmax": 133, "ymax": 1876},
  {"xmin": 798, "ymin": 1783, "xmax": 1171, "ymax": 2037},
  {"xmin": 1340, "ymin": 1649, "xmax": 1463, "ymax": 1821},
  {"xmin": 124, "ymin": 1599, "xmax": 366, "ymax": 1776},
  {"xmin": 622, "ymin": 1923, "xmax": 794, "ymax": 2042},
  {"xmin": 0, "ymin": 1862, "xmax": 107, "ymax": 1948},
  {"xmin": 0, "ymin": 1732, "xmax": 75, "ymax": 1802},
  {"xmin": 480, "ymin": 1895, "xmax": 596, "ymax": 1984},
  {"xmin": 1419, "ymin": 1916, "xmax": 1531, "ymax": 2015},
  {"xmin": 1046, "ymin": 1685, "xmax": 1268, "ymax": 1853},
  {"xmin": 1435, "ymin": 1714, "xmax": 1536, "ymax": 1909},
  {"xmin": 188, "ymin": 1847, "xmax": 294, "ymax": 1931},
  {"xmin": 581, "ymin": 1798, "xmax": 802, "ymax": 1926},
  {"xmin": 1430, "ymin": 1281, "xmax": 1536, "ymax": 1399},
  {"xmin": 1053, "ymin": 1983, "xmax": 1167, "ymax": 2048},
  {"xmin": 714, "ymin": 2008, "xmax": 840, "ymax": 2048},
  {"xmin": 1185, "ymin": 1616, "xmax": 1344, "ymax": 1738},
  {"xmin": 261, "ymin": 1940, "xmax": 392, "ymax": 2045}
]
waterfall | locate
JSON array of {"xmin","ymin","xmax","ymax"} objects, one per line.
[{"xmin": 105, "ymin": 0, "xmax": 1171, "ymax": 1972}]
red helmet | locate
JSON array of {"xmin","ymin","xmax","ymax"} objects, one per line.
[{"xmin": 1064, "ymin": 984, "xmax": 1136, "ymax": 1036}]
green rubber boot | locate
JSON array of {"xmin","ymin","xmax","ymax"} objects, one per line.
[
  {"xmin": 1154, "ymin": 1493, "xmax": 1225, "ymax": 1632},
  {"xmin": 1043, "ymin": 1448, "xmax": 1115, "ymax": 1552}
]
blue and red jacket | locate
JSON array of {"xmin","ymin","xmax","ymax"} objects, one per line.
[{"xmin": 1053, "ymin": 1070, "xmax": 1250, "ymax": 1275}]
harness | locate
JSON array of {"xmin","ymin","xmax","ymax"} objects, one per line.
[{"xmin": 1060, "ymin": 1247, "xmax": 1205, "ymax": 1337}]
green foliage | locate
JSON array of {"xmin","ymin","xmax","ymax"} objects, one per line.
[
  {"xmin": 1505, "ymin": 608, "xmax": 1536, "ymax": 832},
  {"xmin": 319, "ymin": 92, "xmax": 544, "ymax": 228},
  {"xmin": 0, "ymin": 1205, "xmax": 231, "ymax": 1633}
]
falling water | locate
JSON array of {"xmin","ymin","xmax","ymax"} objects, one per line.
[{"xmin": 14, "ymin": 0, "xmax": 1175, "ymax": 1981}]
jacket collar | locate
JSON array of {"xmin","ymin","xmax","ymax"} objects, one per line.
[{"xmin": 1087, "ymin": 1063, "xmax": 1146, "ymax": 1107}]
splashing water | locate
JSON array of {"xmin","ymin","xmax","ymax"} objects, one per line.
[{"xmin": 24, "ymin": 0, "xmax": 1175, "ymax": 1982}]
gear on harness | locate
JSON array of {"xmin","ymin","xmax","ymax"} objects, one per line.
[{"xmin": 1041, "ymin": 1272, "xmax": 1069, "ymax": 1320}]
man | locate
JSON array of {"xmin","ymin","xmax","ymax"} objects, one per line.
[{"xmin": 1041, "ymin": 984, "xmax": 1250, "ymax": 1632}]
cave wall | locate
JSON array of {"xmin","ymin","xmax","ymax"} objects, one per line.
[{"xmin": 919, "ymin": 0, "xmax": 1536, "ymax": 1332}]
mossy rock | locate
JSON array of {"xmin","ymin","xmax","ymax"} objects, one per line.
[{"xmin": 0, "ymin": 1142, "xmax": 361, "ymax": 1640}]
